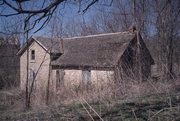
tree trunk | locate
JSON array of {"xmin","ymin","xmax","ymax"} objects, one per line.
[
  {"xmin": 46, "ymin": 58, "xmax": 52, "ymax": 105},
  {"xmin": 25, "ymin": 31, "xmax": 30, "ymax": 109},
  {"xmin": 167, "ymin": 37, "xmax": 174, "ymax": 80}
]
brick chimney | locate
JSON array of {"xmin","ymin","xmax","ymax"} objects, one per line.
[{"xmin": 128, "ymin": 26, "xmax": 136, "ymax": 33}]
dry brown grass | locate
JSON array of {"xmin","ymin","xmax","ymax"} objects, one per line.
[
  {"xmin": 0, "ymin": 77, "xmax": 179, "ymax": 120},
  {"xmin": 46, "ymin": 78, "xmax": 180, "ymax": 107}
]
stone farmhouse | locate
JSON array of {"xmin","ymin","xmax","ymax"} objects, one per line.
[{"xmin": 17, "ymin": 30, "xmax": 154, "ymax": 91}]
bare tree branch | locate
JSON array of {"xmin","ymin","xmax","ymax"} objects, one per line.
[
  {"xmin": 83, "ymin": 0, "xmax": 99, "ymax": 12},
  {"xmin": 0, "ymin": 0, "xmax": 101, "ymax": 32},
  {"xmin": 2, "ymin": 0, "xmax": 64, "ymax": 14}
]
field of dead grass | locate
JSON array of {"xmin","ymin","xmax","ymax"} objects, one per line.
[{"xmin": 0, "ymin": 79, "xmax": 179, "ymax": 121}]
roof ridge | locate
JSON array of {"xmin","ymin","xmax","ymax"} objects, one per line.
[
  {"xmin": 32, "ymin": 31, "xmax": 135, "ymax": 40},
  {"xmin": 63, "ymin": 31, "xmax": 134, "ymax": 40}
]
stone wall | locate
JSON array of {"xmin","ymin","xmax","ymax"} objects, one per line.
[
  {"xmin": 20, "ymin": 41, "xmax": 51, "ymax": 91},
  {"xmin": 55, "ymin": 69, "xmax": 114, "ymax": 87}
]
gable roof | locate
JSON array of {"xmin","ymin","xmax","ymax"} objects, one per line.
[
  {"xmin": 17, "ymin": 36, "xmax": 63, "ymax": 55},
  {"xmin": 51, "ymin": 32, "xmax": 136, "ymax": 70}
]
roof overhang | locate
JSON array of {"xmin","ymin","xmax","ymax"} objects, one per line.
[{"xmin": 52, "ymin": 64, "xmax": 115, "ymax": 71}]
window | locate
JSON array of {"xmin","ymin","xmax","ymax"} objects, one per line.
[
  {"xmin": 51, "ymin": 53, "xmax": 61, "ymax": 61},
  {"xmin": 56, "ymin": 70, "xmax": 65, "ymax": 89},
  {"xmin": 31, "ymin": 50, "xmax": 35, "ymax": 60},
  {"xmin": 30, "ymin": 70, "xmax": 36, "ymax": 81},
  {"xmin": 82, "ymin": 70, "xmax": 91, "ymax": 84},
  {"xmin": 29, "ymin": 69, "xmax": 36, "ymax": 89}
]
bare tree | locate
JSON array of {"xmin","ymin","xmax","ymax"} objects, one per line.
[{"xmin": 152, "ymin": 0, "xmax": 179, "ymax": 80}]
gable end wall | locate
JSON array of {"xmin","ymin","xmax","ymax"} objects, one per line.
[{"xmin": 20, "ymin": 41, "xmax": 52, "ymax": 90}]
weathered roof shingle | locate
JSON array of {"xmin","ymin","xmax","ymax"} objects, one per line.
[{"xmin": 51, "ymin": 32, "xmax": 136, "ymax": 69}]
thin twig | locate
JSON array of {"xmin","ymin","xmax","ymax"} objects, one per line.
[
  {"xmin": 82, "ymin": 98, "xmax": 104, "ymax": 121},
  {"xmin": 70, "ymin": 89, "xmax": 95, "ymax": 121},
  {"xmin": 80, "ymin": 101, "xmax": 95, "ymax": 121},
  {"xmin": 132, "ymin": 109, "xmax": 138, "ymax": 121}
]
